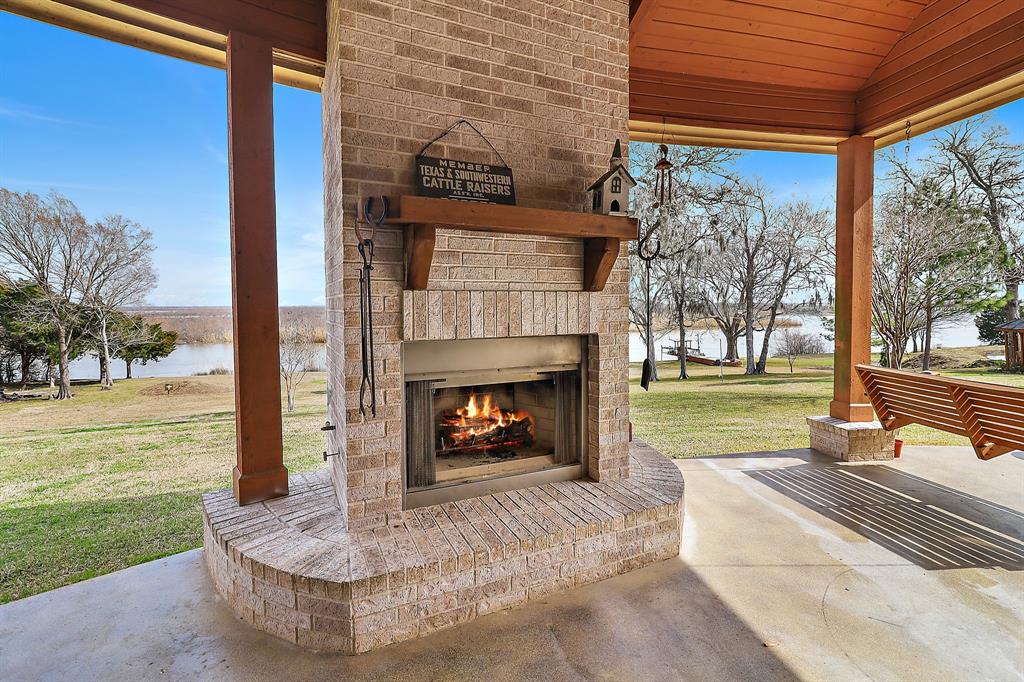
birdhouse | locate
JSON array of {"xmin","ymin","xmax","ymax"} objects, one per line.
[{"xmin": 587, "ymin": 139, "xmax": 636, "ymax": 216}]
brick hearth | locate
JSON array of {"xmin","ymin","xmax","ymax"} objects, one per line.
[{"xmin": 203, "ymin": 442, "xmax": 682, "ymax": 654}]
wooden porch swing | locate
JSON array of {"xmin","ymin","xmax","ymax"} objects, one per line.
[{"xmin": 856, "ymin": 365, "xmax": 1024, "ymax": 460}]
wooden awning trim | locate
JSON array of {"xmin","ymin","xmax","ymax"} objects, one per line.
[{"xmin": 5, "ymin": 0, "xmax": 325, "ymax": 91}]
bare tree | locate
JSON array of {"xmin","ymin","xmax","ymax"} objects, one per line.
[
  {"xmin": 651, "ymin": 150, "xmax": 737, "ymax": 379},
  {"xmin": 773, "ymin": 328, "xmax": 826, "ymax": 372},
  {"xmin": 0, "ymin": 190, "xmax": 90, "ymax": 399},
  {"xmin": 704, "ymin": 182, "xmax": 830, "ymax": 375},
  {"xmin": 872, "ymin": 188, "xmax": 942, "ymax": 368},
  {"xmin": 629, "ymin": 143, "xmax": 739, "ymax": 381},
  {"xmin": 692, "ymin": 249, "xmax": 746, "ymax": 361},
  {"xmin": 81, "ymin": 215, "xmax": 157, "ymax": 389},
  {"xmin": 890, "ymin": 116, "xmax": 1024, "ymax": 321},
  {"xmin": 280, "ymin": 325, "xmax": 318, "ymax": 412},
  {"xmin": 751, "ymin": 200, "xmax": 832, "ymax": 373}
]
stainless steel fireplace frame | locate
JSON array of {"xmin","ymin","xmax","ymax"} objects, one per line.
[{"xmin": 401, "ymin": 336, "xmax": 589, "ymax": 509}]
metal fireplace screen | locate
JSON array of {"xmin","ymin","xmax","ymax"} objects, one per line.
[{"xmin": 403, "ymin": 336, "xmax": 585, "ymax": 504}]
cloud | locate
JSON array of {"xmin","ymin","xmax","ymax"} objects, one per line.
[
  {"xmin": 1, "ymin": 178, "xmax": 123, "ymax": 193},
  {"xmin": 147, "ymin": 250, "xmax": 232, "ymax": 306},
  {"xmin": 202, "ymin": 139, "xmax": 228, "ymax": 167},
  {"xmin": 277, "ymin": 239, "xmax": 326, "ymax": 306},
  {"xmin": 0, "ymin": 101, "xmax": 98, "ymax": 128}
]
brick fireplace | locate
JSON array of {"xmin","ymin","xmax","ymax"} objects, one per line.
[
  {"xmin": 321, "ymin": 0, "xmax": 636, "ymax": 532},
  {"xmin": 202, "ymin": 0, "xmax": 683, "ymax": 654}
]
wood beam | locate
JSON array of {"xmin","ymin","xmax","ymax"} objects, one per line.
[
  {"xmin": 389, "ymin": 196, "xmax": 635, "ymax": 292},
  {"xmin": 404, "ymin": 224, "xmax": 436, "ymax": 291},
  {"xmin": 831, "ymin": 135, "xmax": 875, "ymax": 423},
  {"xmin": 5, "ymin": 0, "xmax": 324, "ymax": 91},
  {"xmin": 227, "ymin": 30, "xmax": 287, "ymax": 504},
  {"xmin": 583, "ymin": 238, "xmax": 621, "ymax": 292}
]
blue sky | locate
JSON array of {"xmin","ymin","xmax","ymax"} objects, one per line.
[{"xmin": 2, "ymin": 11, "xmax": 1022, "ymax": 306}]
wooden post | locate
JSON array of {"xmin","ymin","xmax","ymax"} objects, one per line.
[
  {"xmin": 830, "ymin": 135, "xmax": 876, "ymax": 422},
  {"xmin": 227, "ymin": 30, "xmax": 287, "ymax": 504}
]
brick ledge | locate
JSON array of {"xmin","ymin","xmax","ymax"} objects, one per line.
[{"xmin": 202, "ymin": 441, "xmax": 683, "ymax": 654}]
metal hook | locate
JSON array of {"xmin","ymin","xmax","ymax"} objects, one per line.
[{"xmin": 357, "ymin": 195, "xmax": 388, "ymax": 243}]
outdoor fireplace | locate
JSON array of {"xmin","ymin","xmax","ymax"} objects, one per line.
[{"xmin": 403, "ymin": 336, "xmax": 585, "ymax": 507}]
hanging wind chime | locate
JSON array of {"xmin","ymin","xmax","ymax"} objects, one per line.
[{"xmin": 638, "ymin": 142, "xmax": 674, "ymax": 391}]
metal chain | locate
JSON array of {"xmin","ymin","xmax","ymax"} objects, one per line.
[{"xmin": 902, "ymin": 119, "xmax": 912, "ymax": 215}]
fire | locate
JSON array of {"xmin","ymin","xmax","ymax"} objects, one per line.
[{"xmin": 441, "ymin": 391, "xmax": 533, "ymax": 444}]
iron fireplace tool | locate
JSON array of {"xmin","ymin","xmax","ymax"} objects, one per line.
[{"xmin": 357, "ymin": 195, "xmax": 388, "ymax": 417}]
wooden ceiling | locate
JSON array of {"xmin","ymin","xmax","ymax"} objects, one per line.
[
  {"xmin": 6, "ymin": 0, "xmax": 1022, "ymax": 152},
  {"xmin": 630, "ymin": 0, "xmax": 1024, "ymax": 151}
]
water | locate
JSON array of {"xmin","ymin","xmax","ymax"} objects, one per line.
[
  {"xmin": 65, "ymin": 314, "xmax": 986, "ymax": 378},
  {"xmin": 629, "ymin": 313, "xmax": 986, "ymax": 363},
  {"xmin": 68, "ymin": 343, "xmax": 327, "ymax": 380}
]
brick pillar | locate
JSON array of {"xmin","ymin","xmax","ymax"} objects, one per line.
[
  {"xmin": 227, "ymin": 30, "xmax": 288, "ymax": 504},
  {"xmin": 830, "ymin": 135, "xmax": 876, "ymax": 423}
]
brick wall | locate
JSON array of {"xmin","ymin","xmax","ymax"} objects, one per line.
[{"xmin": 324, "ymin": 0, "xmax": 632, "ymax": 530}]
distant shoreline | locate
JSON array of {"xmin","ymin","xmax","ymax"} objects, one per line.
[{"xmin": 128, "ymin": 305, "xmax": 326, "ymax": 343}]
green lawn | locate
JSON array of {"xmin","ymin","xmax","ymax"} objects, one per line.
[
  {"xmin": 0, "ymin": 374, "xmax": 326, "ymax": 603},
  {"xmin": 630, "ymin": 352, "xmax": 1024, "ymax": 457},
  {"xmin": 2, "ymin": 351, "xmax": 1021, "ymax": 603}
]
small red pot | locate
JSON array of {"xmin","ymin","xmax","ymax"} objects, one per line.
[{"xmin": 893, "ymin": 439, "xmax": 903, "ymax": 459}]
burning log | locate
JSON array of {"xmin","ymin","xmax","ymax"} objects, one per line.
[{"xmin": 437, "ymin": 391, "xmax": 534, "ymax": 456}]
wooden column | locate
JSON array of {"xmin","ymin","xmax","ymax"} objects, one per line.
[
  {"xmin": 830, "ymin": 135, "xmax": 876, "ymax": 422},
  {"xmin": 227, "ymin": 30, "xmax": 287, "ymax": 504}
]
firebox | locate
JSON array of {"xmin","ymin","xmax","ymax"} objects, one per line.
[{"xmin": 403, "ymin": 336, "xmax": 586, "ymax": 507}]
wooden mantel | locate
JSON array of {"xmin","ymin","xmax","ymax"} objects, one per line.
[{"xmin": 384, "ymin": 196, "xmax": 638, "ymax": 291}]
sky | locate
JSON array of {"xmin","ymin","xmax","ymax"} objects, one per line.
[{"xmin": 2, "ymin": 11, "xmax": 1023, "ymax": 306}]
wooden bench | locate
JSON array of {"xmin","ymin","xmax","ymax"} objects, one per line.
[{"xmin": 856, "ymin": 364, "xmax": 1024, "ymax": 460}]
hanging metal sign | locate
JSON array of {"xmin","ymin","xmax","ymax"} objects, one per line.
[{"xmin": 415, "ymin": 120, "xmax": 516, "ymax": 205}]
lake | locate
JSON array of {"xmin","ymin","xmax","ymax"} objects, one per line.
[
  {"xmin": 69, "ymin": 343, "xmax": 328, "ymax": 380},
  {"xmin": 630, "ymin": 313, "xmax": 987, "ymax": 363},
  {"xmin": 67, "ymin": 314, "xmax": 986, "ymax": 379}
]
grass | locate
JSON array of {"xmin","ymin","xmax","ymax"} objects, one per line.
[
  {"xmin": 630, "ymin": 350, "xmax": 1024, "ymax": 458},
  {"xmin": 0, "ymin": 374, "xmax": 326, "ymax": 603},
  {"xmin": 1, "ymin": 349, "xmax": 1021, "ymax": 603}
]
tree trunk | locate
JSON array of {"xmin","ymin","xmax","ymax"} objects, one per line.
[
  {"xmin": 56, "ymin": 324, "xmax": 73, "ymax": 399},
  {"xmin": 890, "ymin": 338, "xmax": 906, "ymax": 369},
  {"xmin": 47, "ymin": 360, "xmax": 55, "ymax": 390},
  {"xmin": 99, "ymin": 317, "xmax": 113, "ymax": 390},
  {"xmin": 125, "ymin": 359, "xmax": 133, "ymax": 379},
  {"xmin": 922, "ymin": 311, "xmax": 934, "ymax": 372},
  {"xmin": 1006, "ymin": 277, "xmax": 1020, "ymax": 322},
  {"xmin": 754, "ymin": 308, "xmax": 779, "ymax": 374},
  {"xmin": 97, "ymin": 352, "xmax": 109, "ymax": 385},
  {"xmin": 744, "ymin": 299, "xmax": 756, "ymax": 375},
  {"xmin": 911, "ymin": 335, "xmax": 919, "ymax": 353},
  {"xmin": 725, "ymin": 331, "xmax": 738, "ymax": 362},
  {"xmin": 20, "ymin": 352, "xmax": 31, "ymax": 389},
  {"xmin": 677, "ymin": 300, "xmax": 688, "ymax": 380},
  {"xmin": 286, "ymin": 380, "xmax": 295, "ymax": 412}
]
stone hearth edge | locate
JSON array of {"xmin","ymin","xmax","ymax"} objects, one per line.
[{"xmin": 202, "ymin": 441, "xmax": 683, "ymax": 654}]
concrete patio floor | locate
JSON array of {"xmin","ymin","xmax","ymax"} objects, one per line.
[{"xmin": 2, "ymin": 445, "xmax": 1022, "ymax": 681}]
